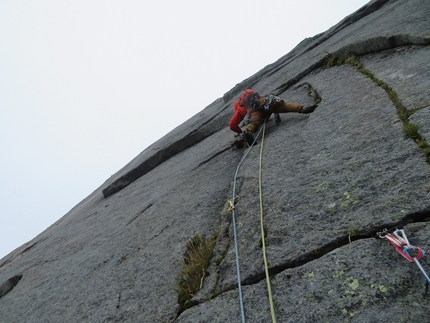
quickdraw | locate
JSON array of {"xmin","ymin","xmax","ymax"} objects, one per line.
[
  {"xmin": 228, "ymin": 196, "xmax": 239, "ymax": 211},
  {"xmin": 377, "ymin": 228, "xmax": 430, "ymax": 294}
]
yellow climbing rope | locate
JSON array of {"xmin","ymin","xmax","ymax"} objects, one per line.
[
  {"xmin": 228, "ymin": 123, "xmax": 276, "ymax": 322},
  {"xmin": 258, "ymin": 122, "xmax": 277, "ymax": 323}
]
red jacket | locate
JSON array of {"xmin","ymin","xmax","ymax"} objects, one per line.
[{"xmin": 229, "ymin": 89, "xmax": 254, "ymax": 133}]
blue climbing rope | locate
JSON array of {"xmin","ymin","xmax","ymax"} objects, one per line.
[{"xmin": 230, "ymin": 125, "xmax": 264, "ymax": 323}]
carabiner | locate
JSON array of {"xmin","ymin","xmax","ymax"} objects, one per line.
[{"xmin": 228, "ymin": 196, "xmax": 239, "ymax": 211}]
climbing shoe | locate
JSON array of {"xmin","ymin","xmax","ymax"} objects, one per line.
[
  {"xmin": 243, "ymin": 130, "xmax": 256, "ymax": 146},
  {"xmin": 299, "ymin": 104, "xmax": 318, "ymax": 114}
]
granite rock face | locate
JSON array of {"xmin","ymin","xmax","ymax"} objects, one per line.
[{"xmin": 1, "ymin": 0, "xmax": 430, "ymax": 322}]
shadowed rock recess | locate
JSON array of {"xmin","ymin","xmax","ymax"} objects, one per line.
[{"xmin": 1, "ymin": 0, "xmax": 430, "ymax": 322}]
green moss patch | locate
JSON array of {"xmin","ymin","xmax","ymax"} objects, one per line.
[{"xmin": 176, "ymin": 235, "xmax": 215, "ymax": 312}]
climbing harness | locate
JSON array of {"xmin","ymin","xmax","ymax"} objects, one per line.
[
  {"xmin": 229, "ymin": 122, "xmax": 277, "ymax": 323},
  {"xmin": 242, "ymin": 110, "xmax": 280, "ymax": 127},
  {"xmin": 263, "ymin": 94, "xmax": 281, "ymax": 111},
  {"xmin": 241, "ymin": 94, "xmax": 282, "ymax": 128},
  {"xmin": 377, "ymin": 228, "xmax": 430, "ymax": 294},
  {"xmin": 263, "ymin": 94, "xmax": 282, "ymax": 125}
]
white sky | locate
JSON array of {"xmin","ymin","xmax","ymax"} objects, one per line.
[{"xmin": 0, "ymin": 0, "xmax": 370, "ymax": 259}]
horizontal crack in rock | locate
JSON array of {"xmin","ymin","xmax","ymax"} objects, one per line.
[
  {"xmin": 180, "ymin": 207, "xmax": 430, "ymax": 314},
  {"xmin": 242, "ymin": 207, "xmax": 430, "ymax": 287}
]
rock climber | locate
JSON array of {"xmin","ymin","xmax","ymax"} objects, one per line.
[{"xmin": 229, "ymin": 89, "xmax": 318, "ymax": 145}]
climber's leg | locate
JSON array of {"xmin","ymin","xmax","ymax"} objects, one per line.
[
  {"xmin": 245, "ymin": 112, "xmax": 262, "ymax": 133},
  {"xmin": 271, "ymin": 100, "xmax": 318, "ymax": 114},
  {"xmin": 270, "ymin": 101, "xmax": 303, "ymax": 113}
]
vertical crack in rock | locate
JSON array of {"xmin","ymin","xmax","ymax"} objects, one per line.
[
  {"xmin": 174, "ymin": 148, "xmax": 247, "ymax": 314},
  {"xmin": 331, "ymin": 50, "xmax": 430, "ymax": 163},
  {"xmin": 174, "ymin": 199, "xmax": 236, "ymax": 317},
  {"xmin": 176, "ymin": 235, "xmax": 217, "ymax": 315},
  {"xmin": 0, "ymin": 275, "xmax": 23, "ymax": 299}
]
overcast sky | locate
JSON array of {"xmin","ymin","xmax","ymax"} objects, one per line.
[{"xmin": 0, "ymin": 0, "xmax": 370, "ymax": 259}]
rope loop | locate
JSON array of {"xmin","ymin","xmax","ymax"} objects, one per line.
[
  {"xmin": 377, "ymin": 228, "xmax": 430, "ymax": 293},
  {"xmin": 378, "ymin": 229, "xmax": 425, "ymax": 262}
]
